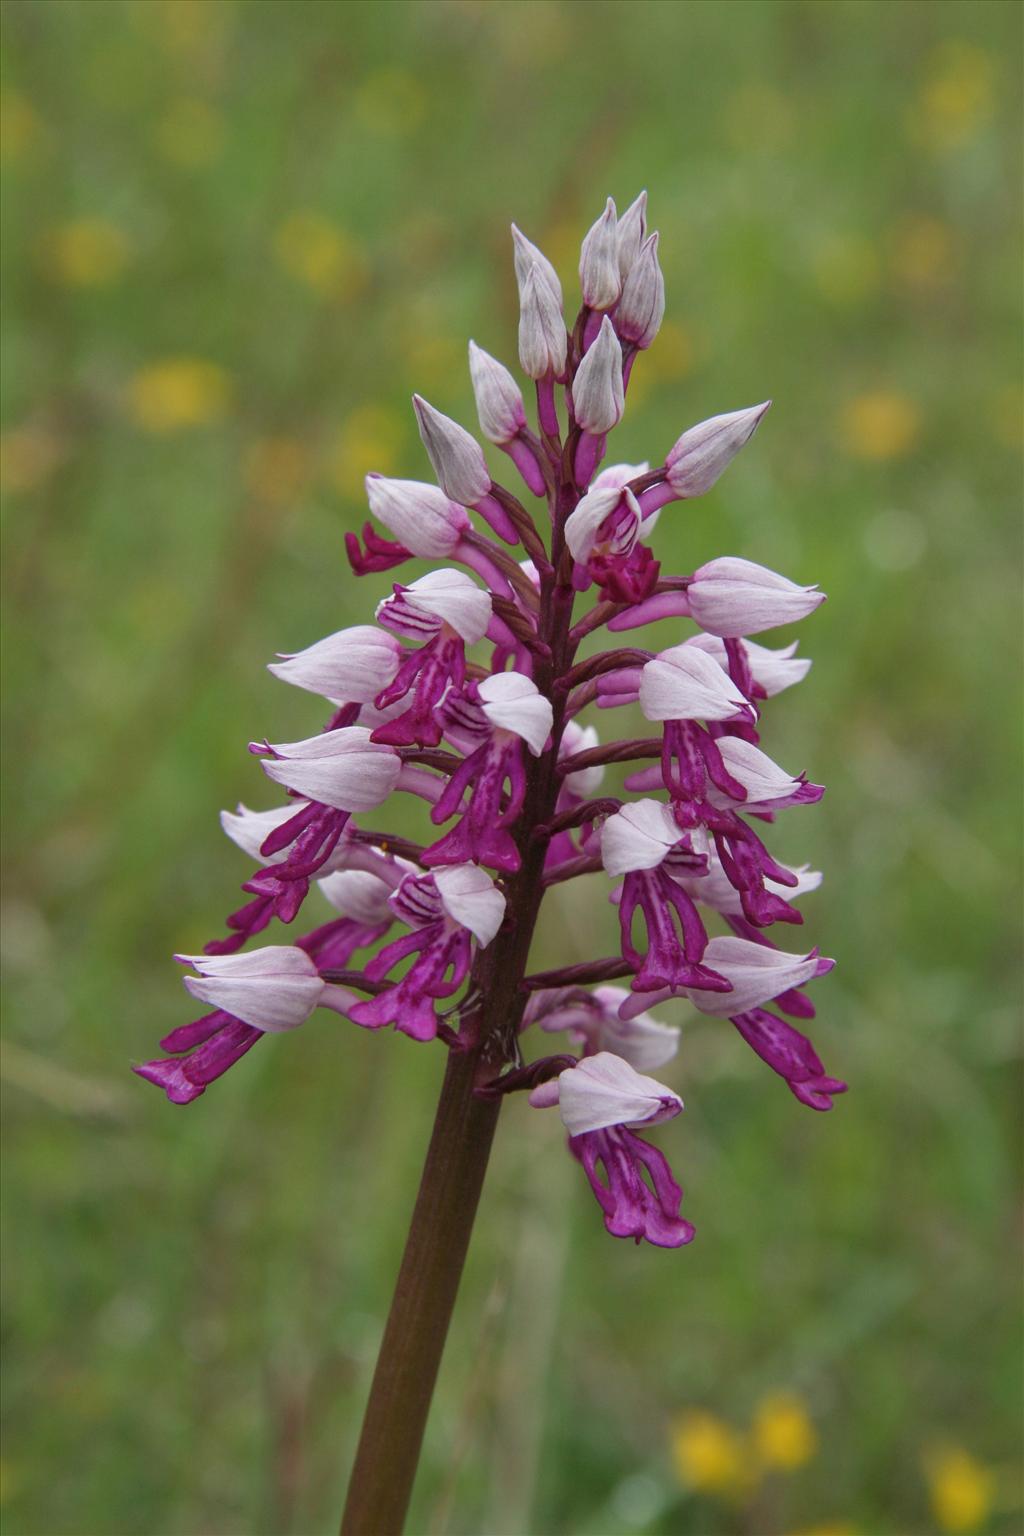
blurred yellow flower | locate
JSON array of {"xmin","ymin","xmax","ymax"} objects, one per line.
[
  {"xmin": 274, "ymin": 212, "xmax": 369, "ymax": 301},
  {"xmin": 786, "ymin": 1524, "xmax": 858, "ymax": 1536},
  {"xmin": 403, "ymin": 333, "xmax": 464, "ymax": 394},
  {"xmin": 354, "ymin": 69, "xmax": 426, "ymax": 137},
  {"xmin": 489, "ymin": 1, "xmax": 570, "ymax": 65},
  {"xmin": 925, "ymin": 1446, "xmax": 994, "ymax": 1533},
  {"xmin": 0, "ymin": 91, "xmax": 45, "ymax": 162},
  {"xmin": 127, "ymin": 359, "xmax": 230, "ymax": 433},
  {"xmin": 40, "ymin": 220, "xmax": 129, "ymax": 288},
  {"xmin": 0, "ymin": 1456, "xmax": 16, "ymax": 1504},
  {"xmin": 839, "ymin": 391, "xmax": 921, "ymax": 462},
  {"xmin": 912, "ymin": 41, "xmax": 995, "ymax": 150},
  {"xmin": 155, "ymin": 98, "xmax": 225, "ymax": 168},
  {"xmin": 723, "ymin": 83, "xmax": 795, "ymax": 150},
  {"xmin": 644, "ymin": 320, "xmax": 695, "ymax": 382},
  {"xmin": 811, "ymin": 235, "xmax": 880, "ymax": 308},
  {"xmin": 889, "ymin": 215, "xmax": 956, "ymax": 293},
  {"xmin": 144, "ymin": 0, "xmax": 233, "ymax": 61},
  {"xmin": 753, "ymin": 1391, "xmax": 818, "ymax": 1471},
  {"xmin": 540, "ymin": 219, "xmax": 578, "ymax": 282},
  {"xmin": 991, "ymin": 384, "xmax": 1023, "ymax": 449},
  {"xmin": 0, "ymin": 425, "xmax": 63, "ymax": 494},
  {"xmin": 670, "ymin": 1410, "xmax": 748, "ymax": 1497},
  {"xmin": 329, "ymin": 405, "xmax": 405, "ymax": 498},
  {"xmin": 243, "ymin": 436, "xmax": 310, "ymax": 506}
]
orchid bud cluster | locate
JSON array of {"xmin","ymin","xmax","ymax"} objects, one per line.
[{"xmin": 136, "ymin": 192, "xmax": 844, "ymax": 1250}]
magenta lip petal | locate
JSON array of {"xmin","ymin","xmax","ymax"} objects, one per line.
[
  {"xmin": 183, "ymin": 1019, "xmax": 262, "ymax": 1086},
  {"xmin": 572, "ymin": 1126, "xmax": 695, "ymax": 1248},
  {"xmin": 133, "ymin": 1059, "xmax": 206, "ymax": 1104},
  {"xmin": 160, "ymin": 1009, "xmax": 230, "ymax": 1054}
]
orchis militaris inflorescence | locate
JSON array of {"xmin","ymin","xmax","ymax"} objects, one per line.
[{"xmin": 136, "ymin": 192, "xmax": 845, "ymax": 1250}]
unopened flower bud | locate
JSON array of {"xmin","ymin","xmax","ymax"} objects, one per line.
[
  {"xmin": 572, "ymin": 315, "xmax": 624, "ymax": 434},
  {"xmin": 687, "ymin": 556, "xmax": 825, "ymax": 637},
  {"xmin": 468, "ymin": 341, "xmax": 526, "ymax": 444},
  {"xmin": 616, "ymin": 190, "xmax": 648, "ymax": 278},
  {"xmin": 616, "ymin": 231, "xmax": 665, "ymax": 348},
  {"xmin": 579, "ymin": 197, "xmax": 621, "ymax": 310},
  {"xmin": 518, "ymin": 264, "xmax": 567, "ymax": 380},
  {"xmin": 268, "ymin": 624, "xmax": 402, "ymax": 702},
  {"xmin": 665, "ymin": 402, "xmax": 771, "ymax": 497},
  {"xmin": 365, "ymin": 474, "xmax": 470, "ymax": 557},
  {"xmin": 412, "ymin": 394, "xmax": 491, "ymax": 505},
  {"xmin": 511, "ymin": 224, "xmax": 562, "ymax": 306}
]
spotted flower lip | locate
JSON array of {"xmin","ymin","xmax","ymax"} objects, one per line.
[
  {"xmin": 175, "ymin": 946, "xmax": 328, "ymax": 1032},
  {"xmin": 687, "ymin": 555, "xmax": 825, "ymax": 637},
  {"xmin": 530, "ymin": 1050, "xmax": 683, "ymax": 1135},
  {"xmin": 639, "ymin": 642, "xmax": 756, "ymax": 724},
  {"xmin": 365, "ymin": 474, "xmax": 471, "ymax": 558},
  {"xmin": 259, "ymin": 727, "xmax": 401, "ymax": 812},
  {"xmin": 267, "ymin": 624, "xmax": 402, "ymax": 702},
  {"xmin": 665, "ymin": 402, "xmax": 772, "ymax": 497},
  {"xmin": 376, "ymin": 568, "xmax": 492, "ymax": 644}
]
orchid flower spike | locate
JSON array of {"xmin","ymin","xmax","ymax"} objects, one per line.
[{"xmin": 142, "ymin": 193, "xmax": 838, "ymax": 1263}]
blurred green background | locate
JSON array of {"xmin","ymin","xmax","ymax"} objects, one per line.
[{"xmin": 2, "ymin": 2, "xmax": 1021, "ymax": 1533}]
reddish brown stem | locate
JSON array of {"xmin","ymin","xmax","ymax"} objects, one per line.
[{"xmin": 340, "ymin": 1043, "xmax": 501, "ymax": 1535}]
